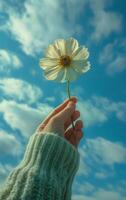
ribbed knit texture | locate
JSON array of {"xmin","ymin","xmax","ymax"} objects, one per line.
[{"xmin": 0, "ymin": 132, "xmax": 80, "ymax": 200}]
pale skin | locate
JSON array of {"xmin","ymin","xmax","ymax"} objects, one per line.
[{"xmin": 37, "ymin": 97, "xmax": 83, "ymax": 148}]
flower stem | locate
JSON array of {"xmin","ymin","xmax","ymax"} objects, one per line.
[{"xmin": 67, "ymin": 80, "xmax": 75, "ymax": 130}]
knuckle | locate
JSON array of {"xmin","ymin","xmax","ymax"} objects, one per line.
[
  {"xmin": 65, "ymin": 106, "xmax": 74, "ymax": 112},
  {"xmin": 65, "ymin": 107, "xmax": 72, "ymax": 113}
]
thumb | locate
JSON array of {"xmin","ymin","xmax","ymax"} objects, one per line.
[{"xmin": 55, "ymin": 101, "xmax": 75, "ymax": 122}]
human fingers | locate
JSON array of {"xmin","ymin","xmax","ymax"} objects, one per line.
[
  {"xmin": 74, "ymin": 120, "xmax": 83, "ymax": 130},
  {"xmin": 64, "ymin": 120, "xmax": 83, "ymax": 143},
  {"xmin": 64, "ymin": 110, "xmax": 80, "ymax": 131},
  {"xmin": 38, "ymin": 97, "xmax": 77, "ymax": 131},
  {"xmin": 64, "ymin": 128, "xmax": 83, "ymax": 148},
  {"xmin": 64, "ymin": 120, "xmax": 83, "ymax": 138},
  {"xmin": 74, "ymin": 130, "xmax": 83, "ymax": 147},
  {"xmin": 53, "ymin": 101, "xmax": 76, "ymax": 123}
]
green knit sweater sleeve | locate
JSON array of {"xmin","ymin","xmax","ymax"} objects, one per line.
[{"xmin": 0, "ymin": 132, "xmax": 80, "ymax": 200}]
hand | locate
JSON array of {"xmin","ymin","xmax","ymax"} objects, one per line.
[{"xmin": 37, "ymin": 97, "xmax": 83, "ymax": 148}]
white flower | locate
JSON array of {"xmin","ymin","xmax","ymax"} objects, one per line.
[{"xmin": 39, "ymin": 37, "xmax": 91, "ymax": 82}]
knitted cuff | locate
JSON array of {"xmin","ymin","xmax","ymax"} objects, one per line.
[
  {"xmin": 19, "ymin": 132, "xmax": 80, "ymax": 180},
  {"xmin": 0, "ymin": 132, "xmax": 80, "ymax": 200}
]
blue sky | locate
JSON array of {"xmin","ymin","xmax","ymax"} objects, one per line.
[{"xmin": 0, "ymin": 0, "xmax": 126, "ymax": 199}]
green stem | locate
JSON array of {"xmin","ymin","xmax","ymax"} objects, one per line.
[{"xmin": 67, "ymin": 80, "xmax": 75, "ymax": 130}]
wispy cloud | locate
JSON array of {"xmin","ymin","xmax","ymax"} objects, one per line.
[
  {"xmin": 83, "ymin": 137, "xmax": 126, "ymax": 166},
  {"xmin": 99, "ymin": 39, "xmax": 126, "ymax": 75},
  {"xmin": 77, "ymin": 96, "xmax": 126, "ymax": 127},
  {"xmin": 0, "ymin": 163, "xmax": 14, "ymax": 184},
  {"xmin": 72, "ymin": 181, "xmax": 95, "ymax": 198},
  {"xmin": 0, "ymin": 0, "xmax": 122, "ymax": 57},
  {"xmin": 0, "ymin": 49, "xmax": 22, "ymax": 73},
  {"xmin": 72, "ymin": 188, "xmax": 126, "ymax": 200},
  {"xmin": 94, "ymin": 170, "xmax": 114, "ymax": 179},
  {"xmin": 77, "ymin": 100, "xmax": 107, "ymax": 127},
  {"xmin": 0, "ymin": 100, "xmax": 53, "ymax": 138},
  {"xmin": 72, "ymin": 136, "xmax": 126, "ymax": 199},
  {"xmin": 0, "ymin": 77, "xmax": 54, "ymax": 138},
  {"xmin": 77, "ymin": 136, "xmax": 126, "ymax": 179},
  {"xmin": 0, "ymin": 130, "xmax": 21, "ymax": 156},
  {"xmin": 0, "ymin": 78, "xmax": 42, "ymax": 104},
  {"xmin": 0, "ymin": 0, "xmax": 74, "ymax": 55},
  {"xmin": 65, "ymin": 0, "xmax": 87, "ymax": 23},
  {"xmin": 90, "ymin": 0, "xmax": 122, "ymax": 41},
  {"xmin": 60, "ymin": 90, "xmax": 126, "ymax": 126}
]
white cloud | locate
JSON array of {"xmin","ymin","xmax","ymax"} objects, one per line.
[
  {"xmin": 0, "ymin": 163, "xmax": 14, "ymax": 185},
  {"xmin": 0, "ymin": 0, "xmax": 74, "ymax": 55},
  {"xmin": 73, "ymin": 181, "xmax": 95, "ymax": 196},
  {"xmin": 99, "ymin": 42, "xmax": 115, "ymax": 64},
  {"xmin": 77, "ymin": 96, "xmax": 126, "ymax": 127},
  {"xmin": 90, "ymin": 0, "xmax": 122, "ymax": 41},
  {"xmin": 0, "ymin": 78, "xmax": 42, "ymax": 104},
  {"xmin": 84, "ymin": 137, "xmax": 126, "ymax": 165},
  {"xmin": 60, "ymin": 92, "xmax": 126, "ymax": 127},
  {"xmin": 72, "ymin": 189, "xmax": 126, "ymax": 200},
  {"xmin": 95, "ymin": 170, "xmax": 114, "ymax": 179},
  {"xmin": 72, "ymin": 179, "xmax": 126, "ymax": 200},
  {"xmin": 72, "ymin": 194, "xmax": 93, "ymax": 200},
  {"xmin": 76, "ymin": 136, "xmax": 126, "ymax": 180},
  {"xmin": 65, "ymin": 0, "xmax": 87, "ymax": 23},
  {"xmin": 77, "ymin": 155, "xmax": 91, "ymax": 177},
  {"xmin": 0, "ymin": 49, "xmax": 22, "ymax": 72},
  {"xmin": 91, "ymin": 11, "xmax": 122, "ymax": 41},
  {"xmin": 0, "ymin": 100, "xmax": 53, "ymax": 138},
  {"xmin": 109, "ymin": 180, "xmax": 126, "ymax": 194},
  {"xmin": 99, "ymin": 39, "xmax": 126, "ymax": 75},
  {"xmin": 0, "ymin": 130, "xmax": 21, "ymax": 156},
  {"xmin": 94, "ymin": 189, "xmax": 126, "ymax": 200},
  {"xmin": 107, "ymin": 56, "xmax": 126, "ymax": 75},
  {"xmin": 93, "ymin": 96, "xmax": 126, "ymax": 122},
  {"xmin": 44, "ymin": 96, "xmax": 56, "ymax": 103},
  {"xmin": 0, "ymin": 0, "xmax": 123, "ymax": 55},
  {"xmin": 77, "ymin": 100, "xmax": 107, "ymax": 127}
]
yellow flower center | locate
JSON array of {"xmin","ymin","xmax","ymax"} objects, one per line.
[{"xmin": 60, "ymin": 55, "xmax": 71, "ymax": 67}]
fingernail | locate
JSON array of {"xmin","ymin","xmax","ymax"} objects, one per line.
[
  {"xmin": 69, "ymin": 97, "xmax": 77, "ymax": 103},
  {"xmin": 67, "ymin": 101, "xmax": 75, "ymax": 107}
]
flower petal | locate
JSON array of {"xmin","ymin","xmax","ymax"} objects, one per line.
[
  {"xmin": 66, "ymin": 37, "xmax": 78, "ymax": 55},
  {"xmin": 64, "ymin": 67, "xmax": 80, "ymax": 82},
  {"xmin": 54, "ymin": 39, "xmax": 66, "ymax": 56},
  {"xmin": 71, "ymin": 60, "xmax": 91, "ymax": 73},
  {"xmin": 72, "ymin": 46, "xmax": 89, "ymax": 60},
  {"xmin": 55, "ymin": 68, "xmax": 66, "ymax": 82},
  {"xmin": 44, "ymin": 65, "xmax": 62, "ymax": 80},
  {"xmin": 46, "ymin": 44, "xmax": 60, "ymax": 58},
  {"xmin": 39, "ymin": 57, "xmax": 59, "ymax": 69},
  {"xmin": 44, "ymin": 67, "xmax": 69, "ymax": 83}
]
